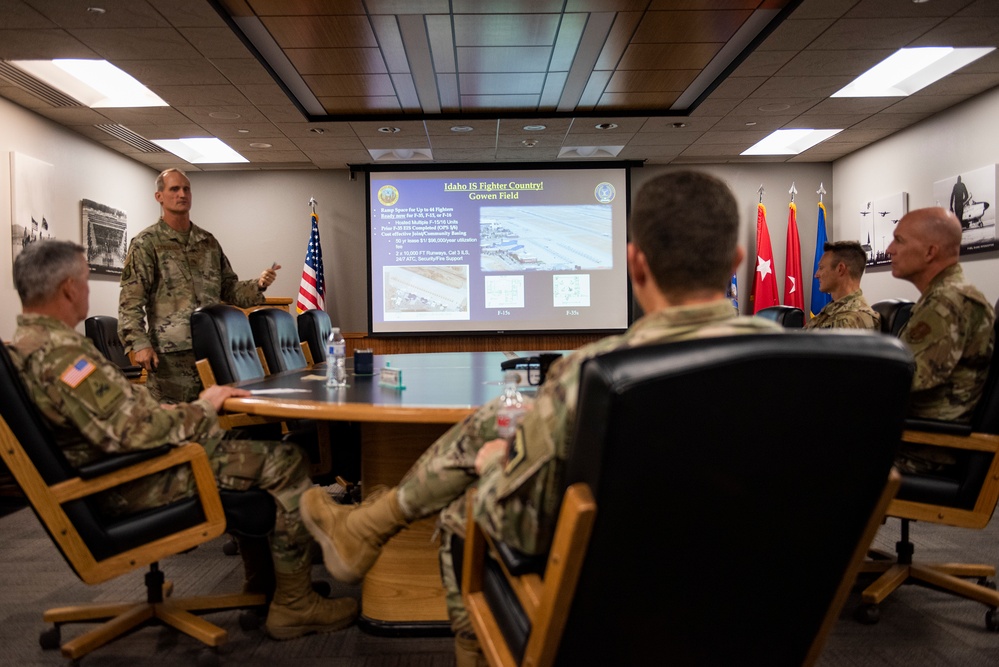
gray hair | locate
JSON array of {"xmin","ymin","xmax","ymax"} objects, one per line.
[
  {"xmin": 155, "ymin": 167, "xmax": 188, "ymax": 192},
  {"xmin": 13, "ymin": 240, "xmax": 86, "ymax": 307}
]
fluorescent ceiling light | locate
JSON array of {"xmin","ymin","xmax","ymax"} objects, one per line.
[
  {"xmin": 741, "ymin": 129, "xmax": 842, "ymax": 156},
  {"xmin": 832, "ymin": 47, "xmax": 995, "ymax": 97},
  {"xmin": 10, "ymin": 59, "xmax": 167, "ymax": 107},
  {"xmin": 152, "ymin": 138, "xmax": 248, "ymax": 164}
]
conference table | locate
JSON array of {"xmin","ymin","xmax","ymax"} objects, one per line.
[{"xmin": 223, "ymin": 351, "xmax": 545, "ymax": 634}]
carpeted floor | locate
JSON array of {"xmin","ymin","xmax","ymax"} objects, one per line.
[{"xmin": 1, "ymin": 504, "xmax": 997, "ymax": 666}]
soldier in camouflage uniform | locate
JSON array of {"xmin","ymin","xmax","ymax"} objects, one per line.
[
  {"xmin": 886, "ymin": 207, "xmax": 996, "ymax": 473},
  {"xmin": 118, "ymin": 168, "xmax": 280, "ymax": 404},
  {"xmin": 805, "ymin": 240, "xmax": 881, "ymax": 331},
  {"xmin": 297, "ymin": 171, "xmax": 782, "ymax": 666},
  {"xmin": 11, "ymin": 240, "xmax": 354, "ymax": 641}
]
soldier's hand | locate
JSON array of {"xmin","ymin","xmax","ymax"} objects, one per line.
[
  {"xmin": 474, "ymin": 438, "xmax": 509, "ymax": 475},
  {"xmin": 199, "ymin": 385, "xmax": 252, "ymax": 412},
  {"xmin": 258, "ymin": 264, "xmax": 281, "ymax": 290},
  {"xmin": 134, "ymin": 347, "xmax": 158, "ymax": 371}
]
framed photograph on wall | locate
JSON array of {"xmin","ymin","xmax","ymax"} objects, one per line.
[
  {"xmin": 932, "ymin": 165, "xmax": 996, "ymax": 255},
  {"xmin": 81, "ymin": 199, "xmax": 128, "ymax": 274},
  {"xmin": 863, "ymin": 192, "xmax": 908, "ymax": 267},
  {"xmin": 9, "ymin": 152, "xmax": 56, "ymax": 267}
]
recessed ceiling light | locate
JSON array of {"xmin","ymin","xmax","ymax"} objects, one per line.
[
  {"xmin": 378, "ymin": 126, "xmax": 401, "ymax": 134},
  {"xmin": 208, "ymin": 111, "xmax": 241, "ymax": 119},
  {"xmin": 10, "ymin": 59, "xmax": 166, "ymax": 108},
  {"xmin": 522, "ymin": 124, "xmax": 546, "ymax": 132},
  {"xmin": 832, "ymin": 46, "xmax": 995, "ymax": 97},
  {"xmin": 450, "ymin": 125, "xmax": 474, "ymax": 133},
  {"xmin": 758, "ymin": 103, "xmax": 791, "ymax": 112},
  {"xmin": 151, "ymin": 137, "xmax": 248, "ymax": 163},
  {"xmin": 249, "ymin": 142, "xmax": 272, "ymax": 148},
  {"xmin": 594, "ymin": 123, "xmax": 618, "ymax": 130},
  {"xmin": 741, "ymin": 129, "xmax": 842, "ymax": 156}
]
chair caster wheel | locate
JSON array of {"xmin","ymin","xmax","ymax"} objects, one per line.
[
  {"xmin": 986, "ymin": 609, "xmax": 999, "ymax": 631},
  {"xmin": 239, "ymin": 609, "xmax": 264, "ymax": 631},
  {"xmin": 197, "ymin": 647, "xmax": 221, "ymax": 667},
  {"xmin": 855, "ymin": 603, "xmax": 880, "ymax": 625},
  {"xmin": 312, "ymin": 580, "xmax": 332, "ymax": 598},
  {"xmin": 39, "ymin": 625, "xmax": 60, "ymax": 650},
  {"xmin": 222, "ymin": 537, "xmax": 239, "ymax": 556}
]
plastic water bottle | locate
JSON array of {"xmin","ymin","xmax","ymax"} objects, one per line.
[
  {"xmin": 326, "ymin": 327, "xmax": 346, "ymax": 387},
  {"xmin": 496, "ymin": 370, "xmax": 527, "ymax": 441}
]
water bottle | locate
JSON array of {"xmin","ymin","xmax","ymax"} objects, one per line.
[
  {"xmin": 326, "ymin": 327, "xmax": 346, "ymax": 387},
  {"xmin": 496, "ymin": 370, "xmax": 527, "ymax": 441}
]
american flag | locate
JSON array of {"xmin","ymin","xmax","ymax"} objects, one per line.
[
  {"xmin": 296, "ymin": 211, "xmax": 326, "ymax": 313},
  {"xmin": 60, "ymin": 357, "xmax": 96, "ymax": 388}
]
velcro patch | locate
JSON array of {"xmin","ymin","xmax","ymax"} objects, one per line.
[{"xmin": 60, "ymin": 356, "xmax": 96, "ymax": 388}]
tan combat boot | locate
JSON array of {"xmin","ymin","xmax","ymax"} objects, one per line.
[
  {"xmin": 300, "ymin": 486, "xmax": 408, "ymax": 584},
  {"xmin": 455, "ymin": 635, "xmax": 488, "ymax": 667},
  {"xmin": 265, "ymin": 565, "xmax": 358, "ymax": 640}
]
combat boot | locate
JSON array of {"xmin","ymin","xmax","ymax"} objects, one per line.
[
  {"xmin": 300, "ymin": 486, "xmax": 408, "ymax": 584},
  {"xmin": 265, "ymin": 565, "xmax": 358, "ymax": 640},
  {"xmin": 455, "ymin": 635, "xmax": 488, "ymax": 667},
  {"xmin": 236, "ymin": 535, "xmax": 275, "ymax": 599}
]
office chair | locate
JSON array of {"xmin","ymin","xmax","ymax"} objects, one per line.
[
  {"xmin": 755, "ymin": 305, "xmax": 805, "ymax": 328},
  {"xmin": 871, "ymin": 299, "xmax": 914, "ymax": 336},
  {"xmin": 0, "ymin": 342, "xmax": 274, "ymax": 665},
  {"xmin": 462, "ymin": 332, "xmax": 914, "ymax": 667},
  {"xmin": 857, "ymin": 300, "xmax": 999, "ymax": 629},
  {"xmin": 249, "ymin": 308, "xmax": 310, "ymax": 374},
  {"xmin": 297, "ymin": 309, "xmax": 332, "ymax": 365},
  {"xmin": 84, "ymin": 315, "xmax": 143, "ymax": 379}
]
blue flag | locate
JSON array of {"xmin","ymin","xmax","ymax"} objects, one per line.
[
  {"xmin": 810, "ymin": 202, "xmax": 831, "ymax": 318},
  {"xmin": 729, "ymin": 273, "xmax": 739, "ymax": 312}
]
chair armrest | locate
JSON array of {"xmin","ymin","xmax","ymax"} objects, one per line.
[
  {"xmin": 903, "ymin": 417, "xmax": 973, "ymax": 436},
  {"xmin": 902, "ymin": 429, "xmax": 999, "ymax": 453},
  {"xmin": 76, "ymin": 445, "xmax": 172, "ymax": 479}
]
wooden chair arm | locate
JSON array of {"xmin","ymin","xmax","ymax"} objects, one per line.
[
  {"xmin": 301, "ymin": 341, "xmax": 314, "ymax": 367},
  {"xmin": 902, "ymin": 429, "xmax": 999, "ymax": 452}
]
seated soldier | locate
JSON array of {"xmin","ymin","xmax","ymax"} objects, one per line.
[
  {"xmin": 805, "ymin": 240, "xmax": 880, "ymax": 330},
  {"xmin": 9, "ymin": 239, "xmax": 355, "ymax": 641}
]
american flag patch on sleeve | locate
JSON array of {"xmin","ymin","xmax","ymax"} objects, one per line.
[{"xmin": 60, "ymin": 357, "xmax": 97, "ymax": 388}]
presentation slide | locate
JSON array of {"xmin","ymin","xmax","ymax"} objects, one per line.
[{"xmin": 367, "ymin": 165, "xmax": 631, "ymax": 334}]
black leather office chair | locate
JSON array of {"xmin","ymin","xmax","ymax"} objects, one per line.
[
  {"xmin": 0, "ymin": 342, "xmax": 274, "ymax": 664},
  {"xmin": 462, "ymin": 332, "xmax": 914, "ymax": 667},
  {"xmin": 84, "ymin": 315, "xmax": 143, "ymax": 379},
  {"xmin": 191, "ymin": 304, "xmax": 267, "ymax": 388},
  {"xmin": 871, "ymin": 298, "xmax": 914, "ymax": 336},
  {"xmin": 297, "ymin": 309, "xmax": 332, "ymax": 365},
  {"xmin": 249, "ymin": 308, "xmax": 309, "ymax": 373},
  {"xmin": 857, "ymin": 300, "xmax": 999, "ymax": 629},
  {"xmin": 755, "ymin": 304, "xmax": 805, "ymax": 328}
]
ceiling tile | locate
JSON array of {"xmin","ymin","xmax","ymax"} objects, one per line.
[
  {"xmin": 68, "ymin": 27, "xmax": 201, "ymax": 59},
  {"xmin": 151, "ymin": 84, "xmax": 251, "ymax": 107},
  {"xmin": 117, "ymin": 59, "xmax": 230, "ymax": 86},
  {"xmin": 807, "ymin": 18, "xmax": 944, "ymax": 50},
  {"xmin": 0, "ymin": 29, "xmax": 97, "ymax": 59}
]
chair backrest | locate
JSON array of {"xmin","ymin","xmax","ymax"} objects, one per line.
[
  {"xmin": 191, "ymin": 304, "xmax": 265, "ymax": 385},
  {"xmin": 755, "ymin": 305, "xmax": 805, "ymax": 328},
  {"xmin": 871, "ymin": 298, "xmax": 914, "ymax": 336},
  {"xmin": 84, "ymin": 316, "xmax": 141, "ymax": 376},
  {"xmin": 249, "ymin": 308, "xmax": 308, "ymax": 373},
  {"xmin": 548, "ymin": 332, "xmax": 913, "ymax": 666},
  {"xmin": 297, "ymin": 309, "xmax": 332, "ymax": 363}
]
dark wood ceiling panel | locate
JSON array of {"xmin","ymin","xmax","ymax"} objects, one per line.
[
  {"xmin": 452, "ymin": 0, "xmax": 566, "ymax": 13},
  {"xmin": 598, "ymin": 91, "xmax": 682, "ymax": 108},
  {"xmin": 261, "ymin": 15, "xmax": 377, "ymax": 48},
  {"xmin": 284, "ymin": 48, "xmax": 388, "ymax": 75},
  {"xmin": 606, "ymin": 69, "xmax": 699, "ymax": 92},
  {"xmin": 460, "ymin": 94, "xmax": 542, "ymax": 111},
  {"xmin": 452, "ymin": 14, "xmax": 561, "ymax": 47},
  {"xmin": 302, "ymin": 74, "xmax": 397, "ymax": 97},
  {"xmin": 632, "ymin": 10, "xmax": 753, "ymax": 43},
  {"xmin": 245, "ymin": 0, "xmax": 367, "ymax": 15},
  {"xmin": 458, "ymin": 73, "xmax": 547, "ymax": 95},
  {"xmin": 318, "ymin": 95, "xmax": 402, "ymax": 113},
  {"xmin": 617, "ymin": 42, "xmax": 723, "ymax": 70}
]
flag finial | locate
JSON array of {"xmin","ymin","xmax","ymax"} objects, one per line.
[
  {"xmin": 758, "ymin": 184, "xmax": 765, "ymax": 203},
  {"xmin": 308, "ymin": 197, "xmax": 318, "ymax": 213},
  {"xmin": 789, "ymin": 181, "xmax": 797, "ymax": 202},
  {"xmin": 816, "ymin": 182, "xmax": 826, "ymax": 202}
]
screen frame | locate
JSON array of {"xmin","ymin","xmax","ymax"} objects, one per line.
[{"xmin": 360, "ymin": 160, "xmax": 637, "ymax": 337}]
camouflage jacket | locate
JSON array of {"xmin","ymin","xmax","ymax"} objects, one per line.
[
  {"xmin": 804, "ymin": 289, "xmax": 881, "ymax": 331},
  {"xmin": 10, "ymin": 313, "xmax": 224, "ymax": 470},
  {"xmin": 901, "ymin": 264, "xmax": 995, "ymax": 422},
  {"xmin": 472, "ymin": 300, "xmax": 781, "ymax": 555},
  {"xmin": 118, "ymin": 219, "xmax": 264, "ymax": 355}
]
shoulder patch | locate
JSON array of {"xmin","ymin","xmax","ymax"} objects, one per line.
[{"xmin": 60, "ymin": 356, "xmax": 97, "ymax": 388}]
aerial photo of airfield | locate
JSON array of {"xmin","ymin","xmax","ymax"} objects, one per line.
[
  {"xmin": 480, "ymin": 205, "xmax": 613, "ymax": 272},
  {"xmin": 383, "ymin": 265, "xmax": 469, "ymax": 318}
]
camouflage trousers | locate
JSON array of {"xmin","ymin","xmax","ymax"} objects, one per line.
[
  {"xmin": 147, "ymin": 349, "xmax": 202, "ymax": 405},
  {"xmin": 99, "ymin": 435, "xmax": 315, "ymax": 573},
  {"xmin": 397, "ymin": 397, "xmax": 507, "ymax": 638}
]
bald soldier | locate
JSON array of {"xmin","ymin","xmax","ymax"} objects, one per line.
[
  {"xmin": 297, "ymin": 171, "xmax": 782, "ymax": 666},
  {"xmin": 805, "ymin": 240, "xmax": 880, "ymax": 331},
  {"xmin": 886, "ymin": 207, "xmax": 995, "ymax": 473},
  {"xmin": 118, "ymin": 168, "xmax": 280, "ymax": 404},
  {"xmin": 11, "ymin": 240, "xmax": 355, "ymax": 641}
]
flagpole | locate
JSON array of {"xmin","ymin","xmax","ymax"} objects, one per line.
[{"xmin": 309, "ymin": 196, "xmax": 318, "ymax": 214}]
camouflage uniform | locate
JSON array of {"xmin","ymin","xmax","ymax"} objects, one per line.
[
  {"xmin": 804, "ymin": 289, "xmax": 881, "ymax": 331},
  {"xmin": 393, "ymin": 300, "xmax": 781, "ymax": 636},
  {"xmin": 11, "ymin": 313, "xmax": 314, "ymax": 573},
  {"xmin": 118, "ymin": 219, "xmax": 265, "ymax": 404},
  {"xmin": 896, "ymin": 264, "xmax": 996, "ymax": 473}
]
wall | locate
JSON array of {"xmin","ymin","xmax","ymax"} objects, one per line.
[
  {"xmin": 833, "ymin": 86, "xmax": 999, "ymax": 307},
  {"xmin": 0, "ymin": 96, "xmax": 158, "ymax": 340}
]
